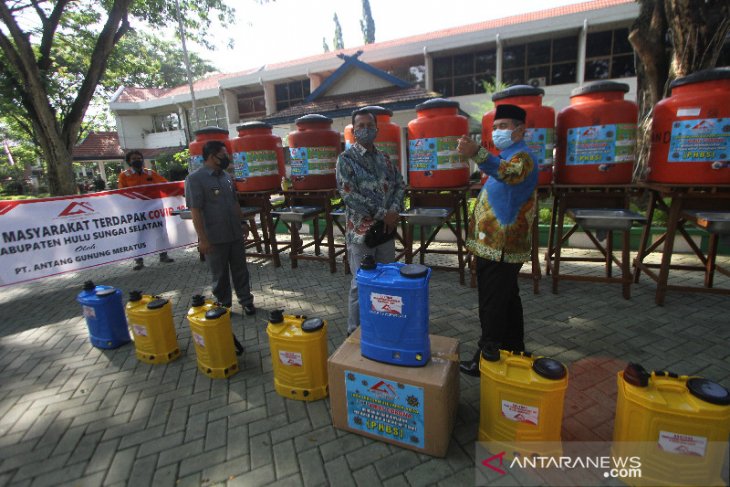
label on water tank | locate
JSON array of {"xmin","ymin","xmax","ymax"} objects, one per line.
[
  {"xmin": 525, "ymin": 128, "xmax": 554, "ymax": 172},
  {"xmin": 565, "ymin": 124, "xmax": 636, "ymax": 166},
  {"xmin": 232, "ymin": 150, "xmax": 279, "ymax": 179},
  {"xmin": 370, "ymin": 292, "xmax": 404, "ymax": 316},
  {"xmin": 82, "ymin": 305, "xmax": 95, "ymax": 318},
  {"xmin": 193, "ymin": 332, "xmax": 205, "ymax": 348},
  {"xmin": 132, "ymin": 324, "xmax": 148, "ymax": 337},
  {"xmin": 289, "ymin": 147, "xmax": 338, "ymax": 176},
  {"xmin": 668, "ymin": 118, "xmax": 730, "ymax": 162},
  {"xmin": 657, "ymin": 431, "xmax": 707, "ymax": 457},
  {"xmin": 408, "ymin": 137, "xmax": 467, "ymax": 171},
  {"xmin": 501, "ymin": 400, "xmax": 539, "ymax": 425},
  {"xmin": 278, "ymin": 350, "xmax": 303, "ymax": 367},
  {"xmin": 189, "ymin": 155, "xmax": 204, "ymax": 173},
  {"xmin": 345, "ymin": 370, "xmax": 425, "ymax": 448},
  {"xmin": 376, "ymin": 141, "xmax": 400, "ymax": 163}
]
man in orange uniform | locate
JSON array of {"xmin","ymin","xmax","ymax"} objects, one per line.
[{"xmin": 118, "ymin": 150, "xmax": 175, "ymax": 270}]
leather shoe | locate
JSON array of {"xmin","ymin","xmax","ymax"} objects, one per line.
[{"xmin": 459, "ymin": 358, "xmax": 480, "ymax": 377}]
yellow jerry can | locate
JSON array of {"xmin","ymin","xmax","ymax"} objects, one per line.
[
  {"xmin": 612, "ymin": 363, "xmax": 730, "ymax": 487},
  {"xmin": 186, "ymin": 295, "xmax": 238, "ymax": 379},
  {"xmin": 125, "ymin": 291, "xmax": 180, "ymax": 364},
  {"xmin": 266, "ymin": 310, "xmax": 328, "ymax": 401}
]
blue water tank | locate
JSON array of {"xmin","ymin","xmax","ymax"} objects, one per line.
[
  {"xmin": 357, "ymin": 260, "xmax": 431, "ymax": 366},
  {"xmin": 76, "ymin": 280, "xmax": 131, "ymax": 349}
]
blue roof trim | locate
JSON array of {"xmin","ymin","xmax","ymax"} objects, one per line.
[{"xmin": 306, "ymin": 52, "xmax": 411, "ymax": 102}]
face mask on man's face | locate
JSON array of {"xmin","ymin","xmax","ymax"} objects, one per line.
[
  {"xmin": 131, "ymin": 160, "xmax": 144, "ymax": 170},
  {"xmin": 492, "ymin": 129, "xmax": 514, "ymax": 150},
  {"xmin": 216, "ymin": 155, "xmax": 231, "ymax": 170},
  {"xmin": 354, "ymin": 127, "xmax": 377, "ymax": 146}
]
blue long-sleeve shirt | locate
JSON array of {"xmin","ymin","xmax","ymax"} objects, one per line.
[{"xmin": 466, "ymin": 140, "xmax": 537, "ymax": 263}]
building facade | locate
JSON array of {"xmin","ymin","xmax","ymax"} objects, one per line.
[{"xmin": 110, "ymin": 0, "xmax": 646, "ymax": 165}]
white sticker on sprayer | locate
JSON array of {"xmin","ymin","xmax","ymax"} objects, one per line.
[
  {"xmin": 657, "ymin": 431, "xmax": 707, "ymax": 457},
  {"xmin": 501, "ymin": 400, "xmax": 539, "ymax": 425},
  {"xmin": 193, "ymin": 332, "xmax": 205, "ymax": 348},
  {"xmin": 133, "ymin": 324, "xmax": 148, "ymax": 337},
  {"xmin": 676, "ymin": 107, "xmax": 701, "ymax": 117},
  {"xmin": 279, "ymin": 350, "xmax": 303, "ymax": 367},
  {"xmin": 82, "ymin": 305, "xmax": 95, "ymax": 318},
  {"xmin": 370, "ymin": 292, "xmax": 403, "ymax": 315}
]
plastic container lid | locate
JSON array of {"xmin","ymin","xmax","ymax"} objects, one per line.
[
  {"xmin": 399, "ymin": 264, "xmax": 429, "ymax": 278},
  {"xmin": 360, "ymin": 255, "xmax": 376, "ymax": 270},
  {"xmin": 236, "ymin": 121, "xmax": 272, "ymax": 131},
  {"xmin": 205, "ymin": 307, "xmax": 228, "ymax": 320},
  {"xmin": 492, "ymin": 84, "xmax": 545, "ymax": 101},
  {"xmin": 269, "ymin": 309, "xmax": 284, "ymax": 324},
  {"xmin": 670, "ymin": 67, "xmax": 730, "ymax": 90},
  {"xmin": 191, "ymin": 295, "xmax": 205, "ymax": 307},
  {"xmin": 295, "ymin": 114, "xmax": 332, "ymax": 125},
  {"xmin": 571, "ymin": 81, "xmax": 630, "ymax": 97},
  {"xmin": 194, "ymin": 126, "xmax": 228, "ymax": 136},
  {"xmin": 302, "ymin": 317, "xmax": 325, "ymax": 332},
  {"xmin": 83, "ymin": 280, "xmax": 95, "ymax": 291},
  {"xmin": 623, "ymin": 362, "xmax": 650, "ymax": 387},
  {"xmin": 415, "ymin": 98, "xmax": 460, "ymax": 111},
  {"xmin": 533, "ymin": 358, "xmax": 567, "ymax": 380},
  {"xmin": 128, "ymin": 290, "xmax": 143, "ymax": 302},
  {"xmin": 96, "ymin": 288, "xmax": 116, "ymax": 297},
  {"xmin": 686, "ymin": 378, "xmax": 730, "ymax": 406},
  {"xmin": 481, "ymin": 347, "xmax": 501, "ymax": 362},
  {"xmin": 147, "ymin": 298, "xmax": 168, "ymax": 310}
]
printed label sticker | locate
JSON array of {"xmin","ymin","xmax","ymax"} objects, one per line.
[
  {"xmin": 193, "ymin": 332, "xmax": 205, "ymax": 348},
  {"xmin": 289, "ymin": 146, "xmax": 338, "ymax": 176},
  {"xmin": 82, "ymin": 305, "xmax": 95, "ymax": 318},
  {"xmin": 565, "ymin": 124, "xmax": 636, "ymax": 166},
  {"xmin": 233, "ymin": 150, "xmax": 279, "ymax": 179},
  {"xmin": 657, "ymin": 431, "xmax": 707, "ymax": 457},
  {"xmin": 668, "ymin": 117, "xmax": 730, "ymax": 163},
  {"xmin": 501, "ymin": 400, "xmax": 539, "ymax": 425},
  {"xmin": 279, "ymin": 350, "xmax": 303, "ymax": 367},
  {"xmin": 133, "ymin": 324, "xmax": 148, "ymax": 337},
  {"xmin": 408, "ymin": 136, "xmax": 467, "ymax": 171},
  {"xmin": 370, "ymin": 292, "xmax": 404, "ymax": 316}
]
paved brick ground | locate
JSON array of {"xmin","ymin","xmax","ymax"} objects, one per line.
[{"xmin": 1, "ymin": 241, "xmax": 729, "ymax": 486}]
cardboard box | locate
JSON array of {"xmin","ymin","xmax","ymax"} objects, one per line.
[{"xmin": 328, "ymin": 329, "xmax": 459, "ymax": 457}]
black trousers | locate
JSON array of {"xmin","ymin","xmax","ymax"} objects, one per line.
[{"xmin": 476, "ymin": 256, "xmax": 525, "ymax": 353}]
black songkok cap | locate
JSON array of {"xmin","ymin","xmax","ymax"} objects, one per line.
[{"xmin": 495, "ymin": 104, "xmax": 526, "ymax": 123}]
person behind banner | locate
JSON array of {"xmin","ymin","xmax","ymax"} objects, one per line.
[
  {"xmin": 118, "ymin": 150, "xmax": 174, "ymax": 270},
  {"xmin": 185, "ymin": 140, "xmax": 255, "ymax": 320},
  {"xmin": 455, "ymin": 104, "xmax": 538, "ymax": 377}
]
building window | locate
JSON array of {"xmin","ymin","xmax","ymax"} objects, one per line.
[
  {"xmin": 237, "ymin": 91, "xmax": 266, "ymax": 120},
  {"xmin": 433, "ymin": 49, "xmax": 496, "ymax": 97},
  {"xmin": 502, "ymin": 34, "xmax": 578, "ymax": 86},
  {"xmin": 585, "ymin": 28, "xmax": 636, "ymax": 81},
  {"xmin": 275, "ymin": 79, "xmax": 310, "ymax": 111},
  {"xmin": 186, "ymin": 104, "xmax": 227, "ymax": 132},
  {"xmin": 152, "ymin": 113, "xmax": 180, "ymax": 133}
]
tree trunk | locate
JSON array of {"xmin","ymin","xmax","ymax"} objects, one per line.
[{"xmin": 629, "ymin": 0, "xmax": 730, "ymax": 181}]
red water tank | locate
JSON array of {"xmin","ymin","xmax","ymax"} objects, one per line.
[
  {"xmin": 231, "ymin": 122, "xmax": 285, "ymax": 192},
  {"xmin": 188, "ymin": 127, "xmax": 231, "ymax": 174},
  {"xmin": 287, "ymin": 114, "xmax": 340, "ymax": 190},
  {"xmin": 554, "ymin": 82, "xmax": 637, "ymax": 184},
  {"xmin": 344, "ymin": 106, "xmax": 402, "ymax": 169},
  {"xmin": 408, "ymin": 98, "xmax": 470, "ymax": 188},
  {"xmin": 648, "ymin": 67, "xmax": 730, "ymax": 184},
  {"xmin": 482, "ymin": 85, "xmax": 555, "ymax": 186}
]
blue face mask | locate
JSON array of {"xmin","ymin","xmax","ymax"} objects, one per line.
[{"xmin": 492, "ymin": 129, "xmax": 514, "ymax": 150}]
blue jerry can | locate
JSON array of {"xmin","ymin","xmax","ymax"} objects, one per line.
[
  {"xmin": 76, "ymin": 280, "xmax": 131, "ymax": 349},
  {"xmin": 357, "ymin": 259, "xmax": 431, "ymax": 366}
]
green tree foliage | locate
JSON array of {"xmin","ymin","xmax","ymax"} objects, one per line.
[
  {"xmin": 333, "ymin": 13, "xmax": 344, "ymax": 50},
  {"xmin": 359, "ymin": 0, "xmax": 375, "ymax": 44},
  {"xmin": 322, "ymin": 37, "xmax": 330, "ymax": 53},
  {"xmin": 0, "ymin": 0, "xmax": 234, "ymax": 196}
]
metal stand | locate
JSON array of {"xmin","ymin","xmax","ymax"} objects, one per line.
[
  {"xmin": 546, "ymin": 184, "xmax": 639, "ymax": 299},
  {"xmin": 279, "ymin": 188, "xmax": 343, "ymax": 273},
  {"xmin": 633, "ymin": 183, "xmax": 730, "ymax": 305},
  {"xmin": 402, "ymin": 186, "xmax": 469, "ymax": 285},
  {"xmin": 236, "ymin": 189, "xmax": 285, "ymax": 267}
]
